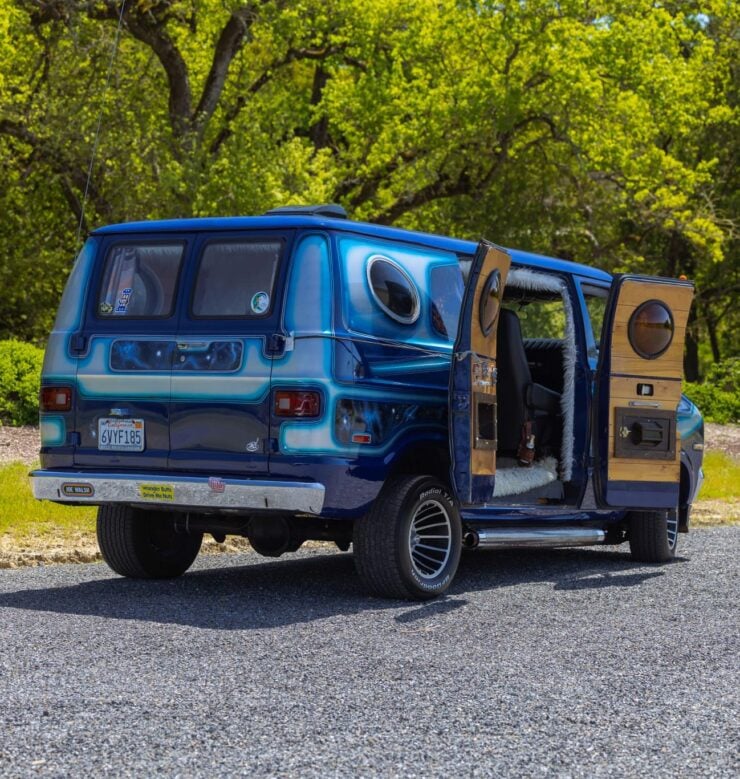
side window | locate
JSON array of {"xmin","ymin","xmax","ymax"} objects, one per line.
[
  {"xmin": 367, "ymin": 256, "xmax": 420, "ymax": 324},
  {"xmin": 192, "ymin": 240, "xmax": 282, "ymax": 318},
  {"xmin": 98, "ymin": 243, "xmax": 183, "ymax": 318},
  {"xmin": 505, "ymin": 297, "xmax": 565, "ymax": 339},
  {"xmin": 429, "ymin": 264, "xmax": 464, "ymax": 341},
  {"xmin": 581, "ymin": 283, "xmax": 609, "ymax": 359}
]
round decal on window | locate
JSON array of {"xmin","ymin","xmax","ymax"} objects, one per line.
[
  {"xmin": 366, "ymin": 255, "xmax": 420, "ymax": 325},
  {"xmin": 479, "ymin": 269, "xmax": 502, "ymax": 336},
  {"xmin": 628, "ymin": 300, "xmax": 674, "ymax": 359},
  {"xmin": 250, "ymin": 291, "xmax": 270, "ymax": 315}
]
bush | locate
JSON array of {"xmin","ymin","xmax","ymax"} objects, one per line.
[
  {"xmin": 704, "ymin": 357, "xmax": 740, "ymax": 395},
  {"xmin": 684, "ymin": 359, "xmax": 740, "ymax": 424},
  {"xmin": 0, "ymin": 340, "xmax": 44, "ymax": 426}
]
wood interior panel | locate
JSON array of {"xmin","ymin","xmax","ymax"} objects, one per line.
[
  {"xmin": 608, "ymin": 458, "xmax": 679, "ymax": 482},
  {"xmin": 469, "ymin": 245, "xmax": 510, "ymax": 478},
  {"xmin": 607, "ymin": 279, "xmax": 693, "ymax": 485}
]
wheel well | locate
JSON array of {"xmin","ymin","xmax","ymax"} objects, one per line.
[
  {"xmin": 678, "ymin": 461, "xmax": 693, "ymax": 532},
  {"xmin": 387, "ymin": 444, "xmax": 450, "ymax": 486},
  {"xmin": 679, "ymin": 461, "xmax": 691, "ymax": 507}
]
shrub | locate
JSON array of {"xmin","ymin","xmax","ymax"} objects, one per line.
[
  {"xmin": 684, "ymin": 374, "xmax": 740, "ymax": 425},
  {"xmin": 705, "ymin": 357, "xmax": 740, "ymax": 395},
  {"xmin": 0, "ymin": 340, "xmax": 44, "ymax": 426}
]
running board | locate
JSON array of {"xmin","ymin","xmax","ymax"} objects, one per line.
[{"xmin": 463, "ymin": 527, "xmax": 606, "ymax": 549}]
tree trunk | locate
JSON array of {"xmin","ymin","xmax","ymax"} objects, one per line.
[{"xmin": 684, "ymin": 307, "xmax": 700, "ymax": 382}]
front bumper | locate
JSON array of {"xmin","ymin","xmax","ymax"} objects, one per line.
[{"xmin": 30, "ymin": 470, "xmax": 326, "ymax": 515}]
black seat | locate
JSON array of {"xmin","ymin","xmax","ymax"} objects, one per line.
[{"xmin": 496, "ymin": 308, "xmax": 561, "ymax": 455}]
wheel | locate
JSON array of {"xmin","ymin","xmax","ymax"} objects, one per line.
[
  {"xmin": 97, "ymin": 505, "xmax": 202, "ymax": 578},
  {"xmin": 353, "ymin": 475, "xmax": 462, "ymax": 600},
  {"xmin": 628, "ymin": 507, "xmax": 679, "ymax": 563}
]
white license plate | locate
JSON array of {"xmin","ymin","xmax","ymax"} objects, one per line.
[{"xmin": 98, "ymin": 418, "xmax": 145, "ymax": 452}]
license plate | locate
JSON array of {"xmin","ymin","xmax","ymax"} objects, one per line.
[{"xmin": 98, "ymin": 418, "xmax": 145, "ymax": 452}]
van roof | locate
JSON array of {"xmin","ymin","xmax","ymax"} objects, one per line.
[{"xmin": 91, "ymin": 215, "xmax": 613, "ymax": 283}]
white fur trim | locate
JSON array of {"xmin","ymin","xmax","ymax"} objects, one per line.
[
  {"xmin": 506, "ymin": 269, "xmax": 576, "ymax": 481},
  {"xmin": 493, "ymin": 456, "xmax": 558, "ymax": 497}
]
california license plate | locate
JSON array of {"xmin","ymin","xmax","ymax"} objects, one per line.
[{"xmin": 98, "ymin": 418, "xmax": 145, "ymax": 452}]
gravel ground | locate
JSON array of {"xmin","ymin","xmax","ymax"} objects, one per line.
[
  {"xmin": 0, "ymin": 426, "xmax": 40, "ymax": 466},
  {"xmin": 0, "ymin": 527, "xmax": 737, "ymax": 777}
]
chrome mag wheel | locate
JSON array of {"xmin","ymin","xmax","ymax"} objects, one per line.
[{"xmin": 408, "ymin": 498, "xmax": 453, "ymax": 580}]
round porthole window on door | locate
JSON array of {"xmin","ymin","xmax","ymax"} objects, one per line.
[
  {"xmin": 479, "ymin": 268, "xmax": 502, "ymax": 336},
  {"xmin": 628, "ymin": 300, "xmax": 675, "ymax": 359},
  {"xmin": 366, "ymin": 255, "xmax": 420, "ymax": 325}
]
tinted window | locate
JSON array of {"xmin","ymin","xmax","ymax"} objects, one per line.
[
  {"xmin": 367, "ymin": 256, "xmax": 419, "ymax": 324},
  {"xmin": 192, "ymin": 240, "xmax": 281, "ymax": 318},
  {"xmin": 629, "ymin": 300, "xmax": 674, "ymax": 358},
  {"xmin": 98, "ymin": 243, "xmax": 183, "ymax": 318},
  {"xmin": 429, "ymin": 264, "xmax": 463, "ymax": 340}
]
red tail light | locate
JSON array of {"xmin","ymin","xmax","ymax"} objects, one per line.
[
  {"xmin": 40, "ymin": 386, "xmax": 72, "ymax": 412},
  {"xmin": 274, "ymin": 390, "xmax": 321, "ymax": 417}
]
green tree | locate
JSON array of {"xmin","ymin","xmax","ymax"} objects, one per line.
[{"xmin": 0, "ymin": 0, "xmax": 736, "ymax": 375}]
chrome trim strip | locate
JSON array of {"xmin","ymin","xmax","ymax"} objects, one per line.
[
  {"xmin": 30, "ymin": 470, "xmax": 325, "ymax": 514},
  {"xmin": 466, "ymin": 527, "xmax": 606, "ymax": 549}
]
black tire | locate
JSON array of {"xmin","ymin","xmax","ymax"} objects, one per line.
[
  {"xmin": 353, "ymin": 476, "xmax": 462, "ymax": 600},
  {"xmin": 628, "ymin": 507, "xmax": 679, "ymax": 563},
  {"xmin": 97, "ymin": 505, "xmax": 202, "ymax": 578}
]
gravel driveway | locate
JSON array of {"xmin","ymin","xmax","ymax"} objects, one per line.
[{"xmin": 1, "ymin": 527, "xmax": 737, "ymax": 777}]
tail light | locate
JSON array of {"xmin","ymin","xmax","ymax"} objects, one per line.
[
  {"xmin": 40, "ymin": 386, "xmax": 72, "ymax": 412},
  {"xmin": 274, "ymin": 390, "xmax": 321, "ymax": 418}
]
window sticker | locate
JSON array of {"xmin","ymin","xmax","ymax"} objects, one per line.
[
  {"xmin": 115, "ymin": 287, "xmax": 133, "ymax": 314},
  {"xmin": 251, "ymin": 291, "xmax": 270, "ymax": 314}
]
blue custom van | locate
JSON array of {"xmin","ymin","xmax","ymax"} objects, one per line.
[{"xmin": 32, "ymin": 204, "xmax": 704, "ymax": 599}]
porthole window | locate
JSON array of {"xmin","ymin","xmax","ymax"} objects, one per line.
[
  {"xmin": 366, "ymin": 255, "xmax": 420, "ymax": 325},
  {"xmin": 628, "ymin": 300, "xmax": 674, "ymax": 359},
  {"xmin": 479, "ymin": 269, "xmax": 502, "ymax": 336}
]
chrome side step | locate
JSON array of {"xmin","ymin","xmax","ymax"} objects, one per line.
[{"xmin": 463, "ymin": 527, "xmax": 606, "ymax": 549}]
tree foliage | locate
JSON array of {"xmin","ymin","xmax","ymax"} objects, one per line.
[{"xmin": 0, "ymin": 0, "xmax": 736, "ymax": 376}]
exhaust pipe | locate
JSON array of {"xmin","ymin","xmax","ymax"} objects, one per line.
[{"xmin": 463, "ymin": 527, "xmax": 606, "ymax": 549}]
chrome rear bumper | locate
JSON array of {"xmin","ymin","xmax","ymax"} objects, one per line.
[{"xmin": 30, "ymin": 470, "xmax": 325, "ymax": 515}]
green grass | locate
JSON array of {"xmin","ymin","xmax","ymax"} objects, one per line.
[
  {"xmin": 0, "ymin": 450, "xmax": 737, "ymax": 550},
  {"xmin": 0, "ymin": 462, "xmax": 96, "ymax": 542},
  {"xmin": 700, "ymin": 451, "xmax": 740, "ymax": 501}
]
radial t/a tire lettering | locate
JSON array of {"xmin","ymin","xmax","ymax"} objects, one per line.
[{"xmin": 353, "ymin": 475, "xmax": 462, "ymax": 600}]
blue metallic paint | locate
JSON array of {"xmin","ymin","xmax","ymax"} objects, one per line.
[{"xmin": 38, "ymin": 216, "xmax": 702, "ymax": 532}]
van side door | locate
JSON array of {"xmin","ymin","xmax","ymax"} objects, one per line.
[
  {"xmin": 449, "ymin": 241, "xmax": 511, "ymax": 505},
  {"xmin": 593, "ymin": 275, "xmax": 694, "ymax": 508}
]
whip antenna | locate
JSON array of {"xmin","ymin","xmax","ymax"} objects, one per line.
[{"xmin": 76, "ymin": 0, "xmax": 128, "ymax": 245}]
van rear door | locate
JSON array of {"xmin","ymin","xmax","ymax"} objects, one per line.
[
  {"xmin": 592, "ymin": 275, "xmax": 694, "ymax": 508},
  {"xmin": 449, "ymin": 241, "xmax": 511, "ymax": 505},
  {"xmin": 73, "ymin": 239, "xmax": 185, "ymax": 469},
  {"xmin": 168, "ymin": 232, "xmax": 291, "ymax": 475}
]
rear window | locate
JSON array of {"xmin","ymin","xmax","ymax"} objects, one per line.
[
  {"xmin": 98, "ymin": 243, "xmax": 183, "ymax": 318},
  {"xmin": 192, "ymin": 240, "xmax": 282, "ymax": 318}
]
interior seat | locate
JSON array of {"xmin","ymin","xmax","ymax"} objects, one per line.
[{"xmin": 496, "ymin": 308, "xmax": 562, "ymax": 457}]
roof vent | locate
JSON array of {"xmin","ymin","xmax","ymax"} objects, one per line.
[{"xmin": 263, "ymin": 203, "xmax": 348, "ymax": 219}]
